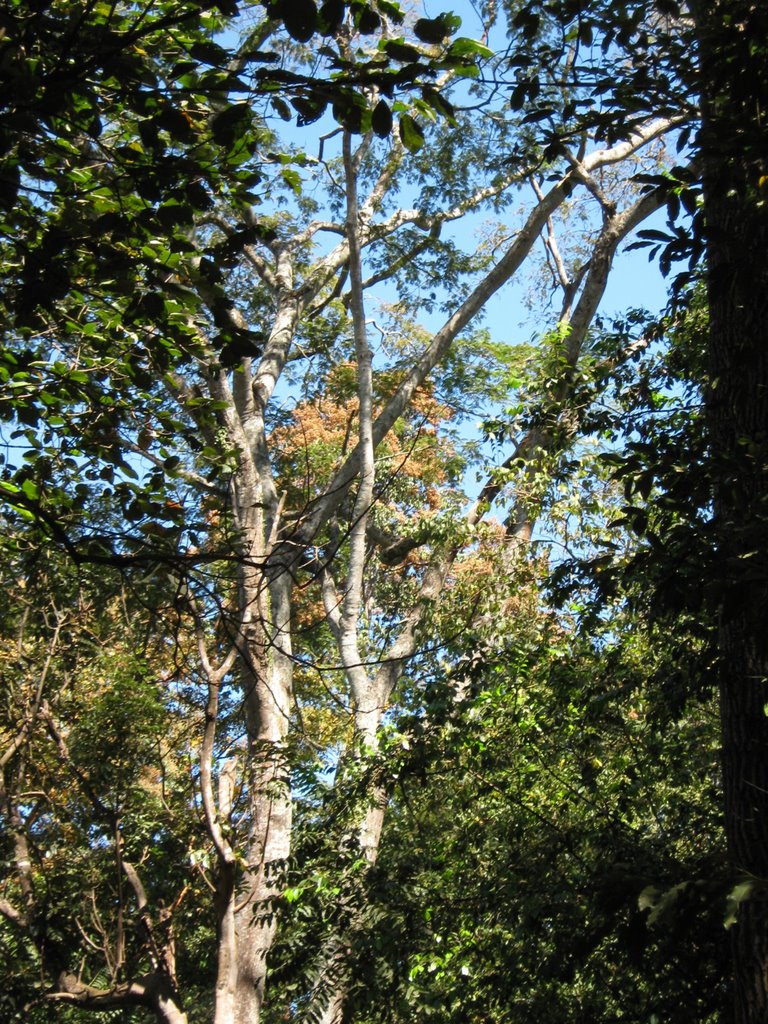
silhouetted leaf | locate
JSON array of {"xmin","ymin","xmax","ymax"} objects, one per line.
[{"xmin": 371, "ymin": 99, "xmax": 393, "ymax": 137}]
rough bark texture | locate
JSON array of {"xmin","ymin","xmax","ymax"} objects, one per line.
[
  {"xmin": 692, "ymin": 2, "xmax": 768, "ymax": 1019},
  {"xmin": 229, "ymin": 483, "xmax": 294, "ymax": 1024},
  {"xmin": 233, "ymin": 617, "xmax": 293, "ymax": 1024}
]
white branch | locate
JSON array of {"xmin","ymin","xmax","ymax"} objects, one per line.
[
  {"xmin": 0, "ymin": 898, "xmax": 27, "ymax": 929},
  {"xmin": 292, "ymin": 120, "xmax": 683, "ymax": 546},
  {"xmin": 295, "ymin": 171, "xmax": 573, "ymax": 543},
  {"xmin": 337, "ymin": 131, "xmax": 378, "ymax": 711},
  {"xmin": 582, "ymin": 115, "xmax": 690, "ymax": 172}
]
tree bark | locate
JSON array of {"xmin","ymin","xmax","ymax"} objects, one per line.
[
  {"xmin": 201, "ymin": 352, "xmax": 296, "ymax": 1024},
  {"xmin": 225, "ymin": 492, "xmax": 293, "ymax": 1024},
  {"xmin": 692, "ymin": 2, "xmax": 768, "ymax": 1019},
  {"xmin": 50, "ymin": 971, "xmax": 188, "ymax": 1024}
]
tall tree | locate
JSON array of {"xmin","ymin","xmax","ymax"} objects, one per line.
[{"xmin": 688, "ymin": 2, "xmax": 768, "ymax": 1019}]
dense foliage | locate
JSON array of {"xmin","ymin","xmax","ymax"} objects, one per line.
[{"xmin": 1, "ymin": 1, "xmax": 760, "ymax": 1023}]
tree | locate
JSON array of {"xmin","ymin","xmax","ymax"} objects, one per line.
[
  {"xmin": 0, "ymin": 538, "xmax": 199, "ymax": 1023},
  {"xmin": 267, "ymin": 317, "xmax": 729, "ymax": 1024},
  {"xmin": 687, "ymin": 2, "xmax": 768, "ymax": 1019},
  {"xmin": 532, "ymin": 2, "xmax": 768, "ymax": 1015}
]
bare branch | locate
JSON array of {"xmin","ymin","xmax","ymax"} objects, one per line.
[
  {"xmin": 253, "ymin": 276, "xmax": 301, "ymax": 410},
  {"xmin": 359, "ymin": 134, "xmax": 405, "ymax": 221},
  {"xmin": 290, "ymin": 221, "xmax": 345, "ymax": 247},
  {"xmin": 197, "ymin": 212, "xmax": 278, "ymax": 290},
  {"xmin": 119, "ymin": 438, "xmax": 219, "ymax": 492},
  {"xmin": 46, "ymin": 972, "xmax": 188, "ymax": 1024},
  {"xmin": 293, "ymin": 168, "xmax": 575, "ymax": 545},
  {"xmin": 0, "ymin": 897, "xmax": 27, "ymax": 930},
  {"xmin": 531, "ymin": 178, "xmax": 572, "ymax": 293},
  {"xmin": 582, "ymin": 115, "xmax": 690, "ymax": 172},
  {"xmin": 320, "ymin": 567, "xmax": 343, "ymax": 643},
  {"xmin": 198, "ymin": 659, "xmax": 236, "ymax": 868},
  {"xmin": 291, "ymin": 122, "xmax": 682, "ymax": 548},
  {"xmin": 357, "ymin": 223, "xmax": 442, "ymax": 296},
  {"xmin": 562, "ymin": 182, "xmax": 669, "ymax": 365}
]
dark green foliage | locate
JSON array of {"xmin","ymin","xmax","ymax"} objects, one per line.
[{"xmin": 268, "ymin": 596, "xmax": 728, "ymax": 1024}]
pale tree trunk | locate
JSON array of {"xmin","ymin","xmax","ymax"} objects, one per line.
[
  {"xmin": 204, "ymin": 549, "xmax": 293, "ymax": 1024},
  {"xmin": 309, "ymin": 131, "xmax": 387, "ymax": 1024},
  {"xmin": 232, "ymin": 568, "xmax": 293, "ymax": 1024},
  {"xmin": 201, "ymin": 332, "xmax": 297, "ymax": 1024},
  {"xmin": 231, "ymin": 280, "xmax": 298, "ymax": 1024}
]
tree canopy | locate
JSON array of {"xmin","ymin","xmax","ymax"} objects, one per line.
[{"xmin": 0, "ymin": 2, "xmax": 763, "ymax": 1023}]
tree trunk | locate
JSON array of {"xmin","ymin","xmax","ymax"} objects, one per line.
[
  {"xmin": 221, "ymin": 548, "xmax": 293, "ymax": 1024},
  {"xmin": 308, "ymin": 700, "xmax": 388, "ymax": 1024},
  {"xmin": 210, "ymin": 596, "xmax": 293, "ymax": 1024},
  {"xmin": 692, "ymin": 2, "xmax": 768, "ymax": 1019},
  {"xmin": 206, "ymin": 367, "xmax": 295, "ymax": 1024}
]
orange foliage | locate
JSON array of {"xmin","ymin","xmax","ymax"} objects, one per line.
[{"xmin": 270, "ymin": 362, "xmax": 456, "ymax": 509}]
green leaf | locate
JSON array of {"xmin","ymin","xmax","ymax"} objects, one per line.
[
  {"xmin": 21, "ymin": 479, "xmax": 39, "ymax": 501},
  {"xmin": 318, "ymin": 0, "xmax": 345, "ymax": 34},
  {"xmin": 447, "ymin": 37, "xmax": 493, "ymax": 60},
  {"xmin": 413, "ymin": 14, "xmax": 461, "ymax": 44},
  {"xmin": 375, "ymin": 0, "xmax": 404, "ymax": 23},
  {"xmin": 383, "ymin": 38, "xmax": 423, "ymax": 62},
  {"xmin": 353, "ymin": 4, "xmax": 381, "ymax": 33},
  {"xmin": 725, "ymin": 880, "xmax": 755, "ymax": 929},
  {"xmin": 399, "ymin": 113, "xmax": 424, "ymax": 153},
  {"xmin": 421, "ymin": 87, "xmax": 457, "ymax": 125},
  {"xmin": 281, "ymin": 168, "xmax": 302, "ymax": 194},
  {"xmin": 211, "ymin": 103, "xmax": 253, "ymax": 148},
  {"xmin": 271, "ymin": 96, "xmax": 293, "ymax": 121},
  {"xmin": 282, "ymin": 0, "xmax": 318, "ymax": 42},
  {"xmin": 291, "ymin": 96, "xmax": 328, "ymax": 126}
]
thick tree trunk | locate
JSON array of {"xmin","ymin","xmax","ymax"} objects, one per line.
[
  {"xmin": 210, "ymin": 605, "xmax": 292, "ymax": 1024},
  {"xmin": 692, "ymin": 2, "xmax": 768, "ymax": 1019},
  {"xmin": 206, "ymin": 369, "xmax": 295, "ymax": 1024},
  {"xmin": 224, "ymin": 562, "xmax": 293, "ymax": 1024}
]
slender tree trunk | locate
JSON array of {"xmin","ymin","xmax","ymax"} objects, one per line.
[
  {"xmin": 692, "ymin": 2, "xmax": 768, "ymax": 1019},
  {"xmin": 307, "ymin": 131, "xmax": 387, "ymax": 1024},
  {"xmin": 309, "ymin": 699, "xmax": 388, "ymax": 1024}
]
